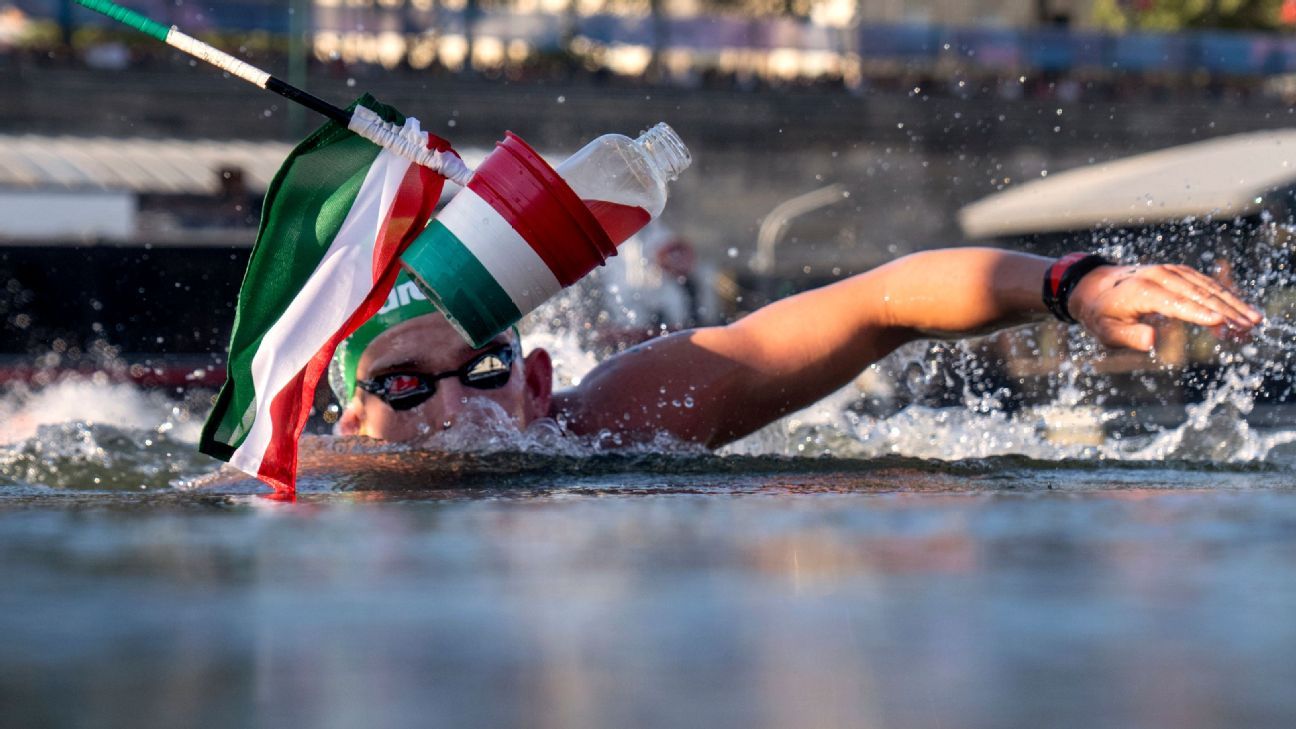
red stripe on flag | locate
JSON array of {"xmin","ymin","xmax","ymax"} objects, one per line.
[
  {"xmin": 255, "ymin": 274, "xmax": 399, "ymax": 492},
  {"xmin": 371, "ymin": 139, "xmax": 455, "ymax": 278},
  {"xmin": 466, "ymin": 135, "xmax": 612, "ymax": 287},
  {"xmin": 257, "ymin": 153, "xmax": 449, "ymax": 495}
]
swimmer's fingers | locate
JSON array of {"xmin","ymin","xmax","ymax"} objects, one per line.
[
  {"xmin": 1073, "ymin": 264, "xmax": 1262, "ymax": 353},
  {"xmin": 1127, "ymin": 279, "xmax": 1228, "ymax": 327},
  {"xmin": 1146, "ymin": 270, "xmax": 1250, "ymax": 328},
  {"xmin": 1081, "ymin": 278, "xmax": 1222, "ymax": 352},
  {"xmin": 1078, "ymin": 274, "xmax": 1223, "ymax": 328},
  {"xmin": 1156, "ymin": 265, "xmax": 1262, "ymax": 326}
]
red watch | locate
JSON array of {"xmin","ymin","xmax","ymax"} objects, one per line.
[{"xmin": 1043, "ymin": 253, "xmax": 1113, "ymax": 324}]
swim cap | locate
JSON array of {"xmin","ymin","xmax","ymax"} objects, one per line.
[{"xmin": 329, "ymin": 270, "xmax": 439, "ymax": 403}]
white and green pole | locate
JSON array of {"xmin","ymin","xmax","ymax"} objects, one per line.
[{"xmin": 73, "ymin": 0, "xmax": 472, "ymax": 184}]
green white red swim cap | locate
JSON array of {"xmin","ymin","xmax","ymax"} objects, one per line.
[{"xmin": 329, "ymin": 270, "xmax": 439, "ymax": 403}]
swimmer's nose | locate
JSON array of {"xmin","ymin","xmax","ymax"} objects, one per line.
[
  {"xmin": 430, "ymin": 380, "xmax": 511, "ymax": 430},
  {"xmin": 433, "ymin": 380, "xmax": 476, "ymax": 426},
  {"xmin": 435, "ymin": 383, "xmax": 468, "ymax": 416}
]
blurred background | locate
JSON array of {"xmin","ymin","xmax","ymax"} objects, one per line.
[{"xmin": 3, "ymin": 0, "xmax": 1296, "ymax": 431}]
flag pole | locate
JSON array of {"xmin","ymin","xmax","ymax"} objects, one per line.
[
  {"xmin": 75, "ymin": 0, "xmax": 349, "ymax": 124},
  {"xmin": 72, "ymin": 0, "xmax": 473, "ymax": 184}
]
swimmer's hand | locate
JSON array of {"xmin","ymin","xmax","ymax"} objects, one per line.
[{"xmin": 1068, "ymin": 264, "xmax": 1263, "ymax": 352}]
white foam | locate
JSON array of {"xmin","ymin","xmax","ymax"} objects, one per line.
[{"xmin": 0, "ymin": 376, "xmax": 203, "ymax": 446}]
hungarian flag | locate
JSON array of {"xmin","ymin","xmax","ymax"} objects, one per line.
[{"xmin": 200, "ymin": 94, "xmax": 458, "ymax": 494}]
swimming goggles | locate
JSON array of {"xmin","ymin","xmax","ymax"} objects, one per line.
[{"xmin": 355, "ymin": 343, "xmax": 515, "ymax": 412}]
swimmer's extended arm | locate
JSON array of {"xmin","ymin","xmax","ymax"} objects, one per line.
[{"xmin": 555, "ymin": 248, "xmax": 1260, "ymax": 447}]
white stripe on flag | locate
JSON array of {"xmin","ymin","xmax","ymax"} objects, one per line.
[
  {"xmin": 436, "ymin": 187, "xmax": 563, "ymax": 314},
  {"xmin": 230, "ymin": 149, "xmax": 414, "ymax": 476}
]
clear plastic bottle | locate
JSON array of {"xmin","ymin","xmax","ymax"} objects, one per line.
[
  {"xmin": 398, "ymin": 123, "xmax": 692, "ymax": 347},
  {"xmin": 556, "ymin": 122, "xmax": 692, "ymax": 246}
]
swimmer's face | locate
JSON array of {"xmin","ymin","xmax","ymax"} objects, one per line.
[{"xmin": 337, "ymin": 313, "xmax": 552, "ymax": 441}]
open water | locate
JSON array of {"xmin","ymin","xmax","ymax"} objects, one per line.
[{"xmin": 3, "ymin": 317, "xmax": 1296, "ymax": 728}]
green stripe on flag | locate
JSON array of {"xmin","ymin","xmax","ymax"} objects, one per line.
[
  {"xmin": 401, "ymin": 220, "xmax": 523, "ymax": 348},
  {"xmin": 201, "ymin": 94, "xmax": 404, "ymax": 453}
]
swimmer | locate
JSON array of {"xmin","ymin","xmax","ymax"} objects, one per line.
[{"xmin": 330, "ymin": 248, "xmax": 1262, "ymax": 445}]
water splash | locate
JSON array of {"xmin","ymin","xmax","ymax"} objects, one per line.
[
  {"xmin": 4, "ymin": 327, "xmax": 1292, "ymax": 493},
  {"xmin": 710, "ymin": 214, "xmax": 1296, "ymax": 467},
  {"xmin": 0, "ymin": 376, "xmax": 205, "ymax": 445},
  {"xmin": 7, "ymin": 216, "xmax": 1296, "ymax": 491},
  {"xmin": 0, "ymin": 422, "xmax": 214, "ymax": 490},
  {"xmin": 0, "ymin": 376, "xmax": 215, "ymax": 490}
]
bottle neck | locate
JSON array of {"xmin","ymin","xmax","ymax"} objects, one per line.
[{"xmin": 635, "ymin": 123, "xmax": 692, "ymax": 182}]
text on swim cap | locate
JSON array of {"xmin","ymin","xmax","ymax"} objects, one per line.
[{"xmin": 377, "ymin": 279, "xmax": 429, "ymax": 315}]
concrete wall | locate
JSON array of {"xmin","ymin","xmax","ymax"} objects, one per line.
[{"xmin": 0, "ymin": 190, "xmax": 135, "ymax": 240}]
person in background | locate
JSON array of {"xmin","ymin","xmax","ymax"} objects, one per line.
[{"xmin": 585, "ymin": 223, "xmax": 707, "ymax": 349}]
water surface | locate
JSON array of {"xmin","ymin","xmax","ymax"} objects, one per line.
[
  {"xmin": 3, "ymin": 346, "xmax": 1296, "ymax": 729},
  {"xmin": 3, "ymin": 455, "xmax": 1296, "ymax": 729}
]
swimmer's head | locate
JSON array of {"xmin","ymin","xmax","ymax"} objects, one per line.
[{"xmin": 329, "ymin": 271, "xmax": 552, "ymax": 441}]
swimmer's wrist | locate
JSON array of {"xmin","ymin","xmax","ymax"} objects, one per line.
[{"xmin": 1042, "ymin": 253, "xmax": 1114, "ymax": 324}]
